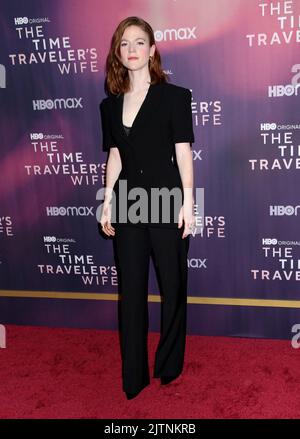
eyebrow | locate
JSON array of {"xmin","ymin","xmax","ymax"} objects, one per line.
[{"xmin": 121, "ymin": 37, "xmax": 146, "ymax": 42}]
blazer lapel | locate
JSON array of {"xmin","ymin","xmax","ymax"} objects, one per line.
[{"xmin": 112, "ymin": 83, "xmax": 158, "ymax": 142}]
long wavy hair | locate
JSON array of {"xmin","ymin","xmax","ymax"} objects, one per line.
[{"xmin": 104, "ymin": 16, "xmax": 169, "ymax": 96}]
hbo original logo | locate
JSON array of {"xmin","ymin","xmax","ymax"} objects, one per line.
[
  {"xmin": 14, "ymin": 17, "xmax": 29, "ymax": 25},
  {"xmin": 43, "ymin": 236, "xmax": 57, "ymax": 243},
  {"xmin": 260, "ymin": 123, "xmax": 277, "ymax": 131},
  {"xmin": 262, "ymin": 238, "xmax": 278, "ymax": 245},
  {"xmin": 30, "ymin": 133, "xmax": 44, "ymax": 140}
]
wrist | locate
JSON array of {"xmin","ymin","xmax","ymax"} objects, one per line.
[
  {"xmin": 183, "ymin": 195, "xmax": 194, "ymax": 206},
  {"xmin": 183, "ymin": 187, "xmax": 194, "ymax": 202},
  {"xmin": 104, "ymin": 188, "xmax": 113, "ymax": 203}
]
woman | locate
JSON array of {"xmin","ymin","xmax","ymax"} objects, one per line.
[{"xmin": 100, "ymin": 16, "xmax": 195, "ymax": 400}]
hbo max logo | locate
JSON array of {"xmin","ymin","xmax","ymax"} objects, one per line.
[
  {"xmin": 270, "ymin": 205, "xmax": 300, "ymax": 216},
  {"xmin": 46, "ymin": 206, "xmax": 94, "ymax": 216},
  {"xmin": 155, "ymin": 26, "xmax": 197, "ymax": 42},
  {"xmin": 188, "ymin": 258, "xmax": 207, "ymax": 269},
  {"xmin": 32, "ymin": 98, "xmax": 83, "ymax": 110},
  {"xmin": 268, "ymin": 84, "xmax": 300, "ymax": 97}
]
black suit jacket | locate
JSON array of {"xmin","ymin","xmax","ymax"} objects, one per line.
[{"xmin": 99, "ymin": 81, "xmax": 194, "ymax": 228}]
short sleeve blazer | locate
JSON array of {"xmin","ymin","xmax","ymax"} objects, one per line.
[{"xmin": 99, "ymin": 82, "xmax": 194, "ymax": 192}]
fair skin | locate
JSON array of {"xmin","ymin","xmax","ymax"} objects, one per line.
[{"xmin": 101, "ymin": 25, "xmax": 195, "ymax": 238}]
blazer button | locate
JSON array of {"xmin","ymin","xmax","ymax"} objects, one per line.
[{"xmin": 140, "ymin": 169, "xmax": 143, "ymax": 174}]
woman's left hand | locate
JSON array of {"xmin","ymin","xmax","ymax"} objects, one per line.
[{"xmin": 178, "ymin": 200, "xmax": 196, "ymax": 239}]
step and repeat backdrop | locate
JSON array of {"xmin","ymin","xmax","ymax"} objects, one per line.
[{"xmin": 0, "ymin": 0, "xmax": 299, "ymax": 338}]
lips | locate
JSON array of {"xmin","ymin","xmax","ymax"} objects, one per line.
[{"xmin": 128, "ymin": 57, "xmax": 138, "ymax": 60}]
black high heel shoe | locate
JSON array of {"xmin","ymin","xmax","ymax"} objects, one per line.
[
  {"xmin": 125, "ymin": 390, "xmax": 141, "ymax": 400},
  {"xmin": 125, "ymin": 379, "xmax": 150, "ymax": 400},
  {"xmin": 160, "ymin": 375, "xmax": 179, "ymax": 385}
]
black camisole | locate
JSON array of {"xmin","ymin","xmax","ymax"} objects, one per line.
[{"xmin": 123, "ymin": 124, "xmax": 131, "ymax": 136}]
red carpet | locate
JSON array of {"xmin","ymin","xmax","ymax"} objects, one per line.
[{"xmin": 0, "ymin": 325, "xmax": 299, "ymax": 419}]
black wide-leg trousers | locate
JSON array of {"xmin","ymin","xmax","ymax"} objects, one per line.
[{"xmin": 113, "ymin": 225, "xmax": 190, "ymax": 394}]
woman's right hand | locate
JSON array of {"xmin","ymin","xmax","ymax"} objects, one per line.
[{"xmin": 100, "ymin": 201, "xmax": 115, "ymax": 236}]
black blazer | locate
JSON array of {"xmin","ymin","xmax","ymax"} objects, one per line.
[{"xmin": 99, "ymin": 82, "xmax": 195, "ymax": 228}]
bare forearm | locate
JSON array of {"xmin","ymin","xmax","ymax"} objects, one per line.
[
  {"xmin": 104, "ymin": 151, "xmax": 122, "ymax": 202},
  {"xmin": 176, "ymin": 145, "xmax": 194, "ymax": 203}
]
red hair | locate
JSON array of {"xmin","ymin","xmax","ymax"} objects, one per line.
[{"xmin": 104, "ymin": 16, "xmax": 169, "ymax": 95}]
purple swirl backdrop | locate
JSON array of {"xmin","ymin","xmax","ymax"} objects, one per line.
[{"xmin": 1, "ymin": 0, "xmax": 299, "ymax": 338}]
